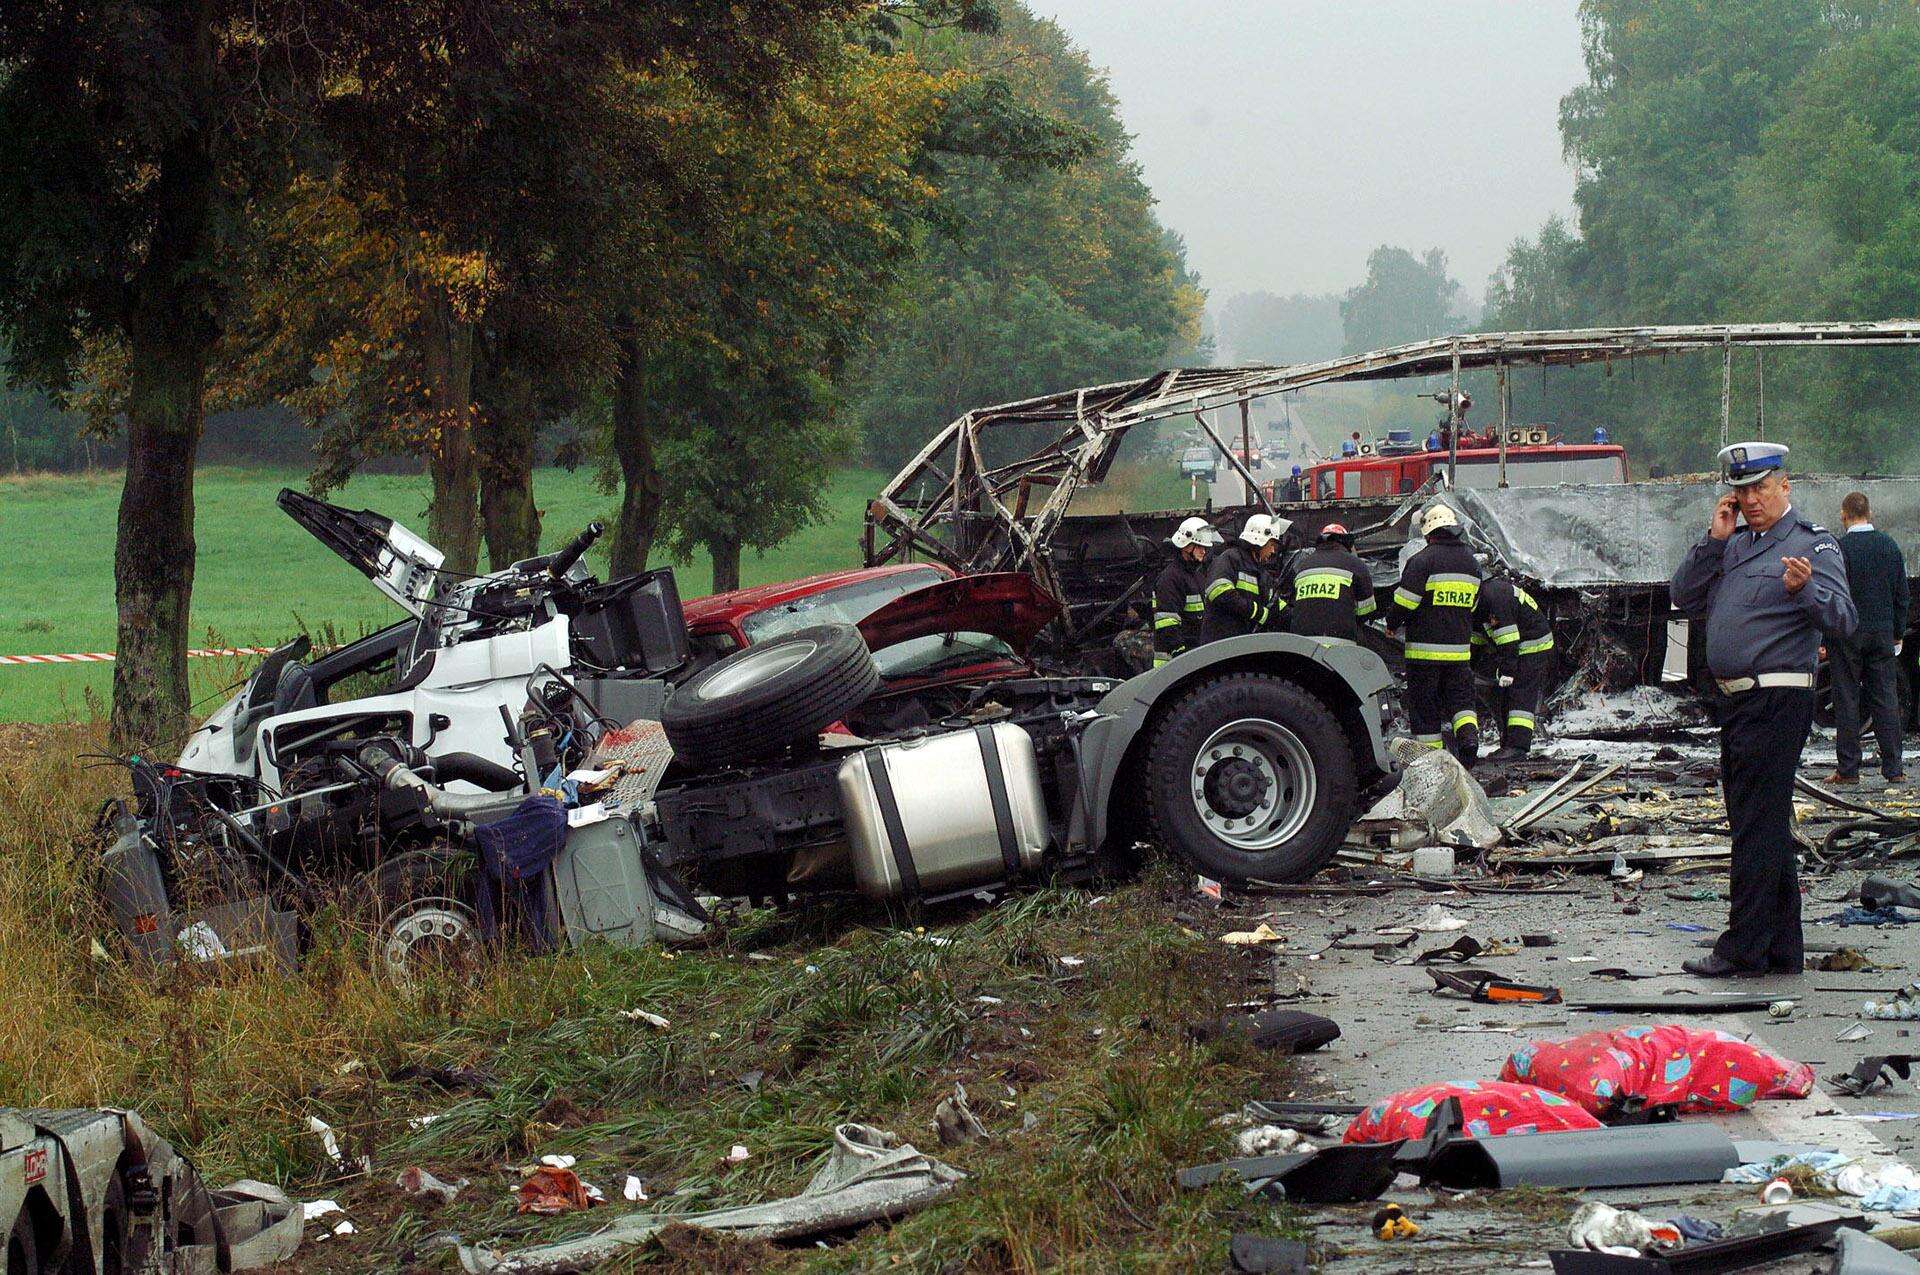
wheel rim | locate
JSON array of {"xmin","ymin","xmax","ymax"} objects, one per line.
[
  {"xmin": 379, "ymin": 899, "xmax": 479, "ymax": 983},
  {"xmin": 696, "ymin": 640, "xmax": 818, "ymax": 700},
  {"xmin": 1189, "ymin": 717, "xmax": 1317, "ymax": 851}
]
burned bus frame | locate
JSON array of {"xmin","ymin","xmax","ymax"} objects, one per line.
[{"xmin": 864, "ymin": 320, "xmax": 1920, "ymax": 615}]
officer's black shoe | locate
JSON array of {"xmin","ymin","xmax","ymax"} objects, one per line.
[
  {"xmin": 1486, "ymin": 747, "xmax": 1529, "ymax": 764},
  {"xmin": 1681, "ymin": 953, "xmax": 1767, "ymax": 979}
]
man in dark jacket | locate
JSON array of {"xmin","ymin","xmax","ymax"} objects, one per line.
[
  {"xmin": 1387, "ymin": 504, "xmax": 1483, "ymax": 767},
  {"xmin": 1151, "ymin": 516, "xmax": 1223, "ymax": 667},
  {"xmin": 1828, "ymin": 491, "xmax": 1909, "ymax": 785},
  {"xmin": 1284, "ymin": 523, "xmax": 1376, "ymax": 642},
  {"xmin": 1204, "ymin": 514, "xmax": 1287, "ymax": 641}
]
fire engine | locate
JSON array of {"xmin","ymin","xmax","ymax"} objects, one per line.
[{"xmin": 1296, "ymin": 424, "xmax": 1628, "ymax": 501}]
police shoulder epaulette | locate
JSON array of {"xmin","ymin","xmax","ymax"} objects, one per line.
[{"xmin": 1807, "ymin": 522, "xmax": 1829, "ymax": 534}]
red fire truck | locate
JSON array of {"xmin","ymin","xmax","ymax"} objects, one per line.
[{"xmin": 1297, "ymin": 426, "xmax": 1628, "ymax": 501}]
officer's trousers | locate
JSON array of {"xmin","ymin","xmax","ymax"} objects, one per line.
[
  {"xmin": 1407, "ymin": 662, "xmax": 1478, "ymax": 767},
  {"xmin": 1712, "ymin": 686, "xmax": 1815, "ymax": 971},
  {"xmin": 1494, "ymin": 652, "xmax": 1552, "ymax": 755}
]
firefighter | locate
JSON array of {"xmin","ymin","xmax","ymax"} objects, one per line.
[
  {"xmin": 1151, "ymin": 516, "xmax": 1223, "ymax": 666},
  {"xmin": 1284, "ymin": 523, "xmax": 1377, "ymax": 642},
  {"xmin": 1474, "ymin": 573, "xmax": 1554, "ymax": 761},
  {"xmin": 1204, "ymin": 513, "xmax": 1288, "ymax": 641},
  {"xmin": 1386, "ymin": 505, "xmax": 1483, "ymax": 767}
]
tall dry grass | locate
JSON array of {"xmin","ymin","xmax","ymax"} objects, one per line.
[{"xmin": 0, "ymin": 722, "xmax": 584, "ymax": 1176}]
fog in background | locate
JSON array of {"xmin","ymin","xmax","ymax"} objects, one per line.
[{"xmin": 1036, "ymin": 1, "xmax": 1586, "ymax": 348}]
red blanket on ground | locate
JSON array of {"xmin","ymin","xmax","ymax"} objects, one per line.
[
  {"xmin": 1343, "ymin": 1079, "xmax": 1604, "ymax": 1143},
  {"xmin": 1499, "ymin": 1024, "xmax": 1815, "ymax": 1115}
]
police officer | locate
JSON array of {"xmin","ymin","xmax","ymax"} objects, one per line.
[
  {"xmin": 1204, "ymin": 513, "xmax": 1288, "ymax": 641},
  {"xmin": 1387, "ymin": 505, "xmax": 1483, "ymax": 767},
  {"xmin": 1279, "ymin": 465, "xmax": 1305, "ymax": 502},
  {"xmin": 1670, "ymin": 442, "xmax": 1857, "ymax": 978},
  {"xmin": 1151, "ymin": 516, "xmax": 1223, "ymax": 667},
  {"xmin": 1284, "ymin": 523, "xmax": 1377, "ymax": 642},
  {"xmin": 1474, "ymin": 574, "xmax": 1554, "ymax": 761}
]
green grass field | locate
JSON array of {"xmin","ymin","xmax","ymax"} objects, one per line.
[{"xmin": 0, "ymin": 466, "xmax": 884, "ymax": 723}]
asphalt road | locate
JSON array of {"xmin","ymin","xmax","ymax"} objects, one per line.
[{"xmin": 1219, "ymin": 729, "xmax": 1920, "ymax": 1271}]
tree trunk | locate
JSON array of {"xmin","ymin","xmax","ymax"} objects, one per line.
[
  {"xmin": 477, "ymin": 379, "xmax": 541, "ymax": 569},
  {"xmin": 110, "ymin": 9, "xmax": 218, "ymax": 748},
  {"xmin": 609, "ymin": 324, "xmax": 665, "ymax": 577},
  {"xmin": 113, "ymin": 322, "xmax": 209, "ymax": 748},
  {"xmin": 710, "ymin": 533, "xmax": 742, "ymax": 593},
  {"xmin": 420, "ymin": 291, "xmax": 481, "ymax": 573}
]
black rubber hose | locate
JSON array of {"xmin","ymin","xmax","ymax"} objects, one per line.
[{"xmin": 429, "ymin": 752, "xmax": 524, "ymax": 792}]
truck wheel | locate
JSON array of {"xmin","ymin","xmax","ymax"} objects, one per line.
[
  {"xmin": 1143, "ymin": 672, "xmax": 1357, "ymax": 884},
  {"xmin": 663, "ymin": 623, "xmax": 880, "ymax": 768},
  {"xmin": 7, "ymin": 1209, "xmax": 40, "ymax": 1275},
  {"xmin": 363, "ymin": 848, "xmax": 481, "ymax": 984}
]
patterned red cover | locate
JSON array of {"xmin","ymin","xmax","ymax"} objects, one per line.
[
  {"xmin": 1342, "ymin": 1079, "xmax": 1604, "ymax": 1144},
  {"xmin": 1499, "ymin": 1024, "xmax": 1815, "ymax": 1115}
]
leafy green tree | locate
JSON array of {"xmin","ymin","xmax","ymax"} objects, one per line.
[
  {"xmin": 853, "ymin": 4, "xmax": 1206, "ymax": 470},
  {"xmin": 1340, "ymin": 247, "xmax": 1463, "ymax": 355},
  {"xmin": 0, "ymin": 1, "xmax": 325, "ymax": 743}
]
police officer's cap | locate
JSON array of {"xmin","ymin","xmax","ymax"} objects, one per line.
[{"xmin": 1719, "ymin": 441, "xmax": 1789, "ymax": 487}]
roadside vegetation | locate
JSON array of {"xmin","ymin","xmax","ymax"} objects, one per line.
[
  {"xmin": 0, "ymin": 467, "xmax": 883, "ymax": 724},
  {"xmin": 0, "ymin": 723, "xmax": 1303, "ymax": 1271}
]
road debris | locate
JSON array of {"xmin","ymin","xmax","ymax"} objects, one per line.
[{"xmin": 459, "ymin": 1124, "xmax": 962, "ymax": 1273}]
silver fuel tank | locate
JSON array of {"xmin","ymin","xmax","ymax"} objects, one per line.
[{"xmin": 836, "ymin": 722, "xmax": 1049, "ymax": 899}]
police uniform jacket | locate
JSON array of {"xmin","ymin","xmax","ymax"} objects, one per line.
[
  {"xmin": 1386, "ymin": 535, "xmax": 1482, "ymax": 664},
  {"xmin": 1150, "ymin": 553, "xmax": 1209, "ymax": 665},
  {"xmin": 1670, "ymin": 506, "xmax": 1858, "ymax": 679},
  {"xmin": 1284, "ymin": 543, "xmax": 1377, "ymax": 642},
  {"xmin": 1473, "ymin": 577, "xmax": 1553, "ymax": 678},
  {"xmin": 1204, "ymin": 542, "xmax": 1273, "ymax": 640}
]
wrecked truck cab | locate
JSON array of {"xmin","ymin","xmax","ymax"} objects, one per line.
[{"xmin": 644, "ymin": 575, "xmax": 1393, "ymax": 895}]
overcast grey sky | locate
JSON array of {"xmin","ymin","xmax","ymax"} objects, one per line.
[{"xmin": 1034, "ymin": 0, "xmax": 1587, "ymax": 309}]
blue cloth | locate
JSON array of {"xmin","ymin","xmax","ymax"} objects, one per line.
[
  {"xmin": 1812, "ymin": 906, "xmax": 1916, "ymax": 926},
  {"xmin": 472, "ymin": 794, "xmax": 567, "ymax": 952},
  {"xmin": 1671, "ymin": 507, "xmax": 1858, "ymax": 679}
]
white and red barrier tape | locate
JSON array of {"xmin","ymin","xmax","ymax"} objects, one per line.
[{"xmin": 0, "ymin": 646, "xmax": 272, "ymax": 667}]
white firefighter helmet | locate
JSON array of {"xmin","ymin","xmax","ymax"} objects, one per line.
[
  {"xmin": 1418, "ymin": 504, "xmax": 1461, "ymax": 537},
  {"xmin": 1172, "ymin": 516, "xmax": 1224, "ymax": 550},
  {"xmin": 1240, "ymin": 513, "xmax": 1290, "ymax": 547}
]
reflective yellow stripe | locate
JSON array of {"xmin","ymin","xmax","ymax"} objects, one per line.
[
  {"xmin": 1489, "ymin": 625, "xmax": 1521, "ymax": 645},
  {"xmin": 1406, "ymin": 642, "xmax": 1472, "ymax": 662},
  {"xmin": 1451, "ymin": 710, "xmax": 1479, "ymax": 730},
  {"xmin": 1470, "ymin": 633, "xmax": 1489, "ymax": 647},
  {"xmin": 1393, "ymin": 587, "xmax": 1421, "ymax": 609},
  {"xmin": 1507, "ymin": 711, "xmax": 1536, "ymax": 729},
  {"xmin": 1183, "ymin": 597, "xmax": 1205, "ymax": 612},
  {"xmin": 1294, "ymin": 571, "xmax": 1348, "ymax": 601},
  {"xmin": 1516, "ymin": 586, "xmax": 1540, "ymax": 611},
  {"xmin": 1205, "ymin": 579, "xmax": 1233, "ymax": 600},
  {"xmin": 1153, "ymin": 614, "xmax": 1180, "ymax": 629},
  {"xmin": 1413, "ymin": 733, "xmax": 1445, "ymax": 748},
  {"xmin": 1153, "ymin": 654, "xmax": 1171, "ymax": 668},
  {"xmin": 1355, "ymin": 596, "xmax": 1378, "ymax": 616},
  {"xmin": 1519, "ymin": 635, "xmax": 1555, "ymax": 656}
]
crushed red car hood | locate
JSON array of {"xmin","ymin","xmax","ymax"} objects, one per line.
[{"xmin": 856, "ymin": 572, "xmax": 1062, "ymax": 654}]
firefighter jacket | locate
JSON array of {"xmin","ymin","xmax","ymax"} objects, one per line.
[
  {"xmin": 1473, "ymin": 576, "xmax": 1554, "ymax": 678},
  {"xmin": 1385, "ymin": 534, "xmax": 1482, "ymax": 664},
  {"xmin": 1283, "ymin": 543, "xmax": 1378, "ymax": 642},
  {"xmin": 1151, "ymin": 553, "xmax": 1210, "ymax": 666},
  {"xmin": 1204, "ymin": 542, "xmax": 1275, "ymax": 641}
]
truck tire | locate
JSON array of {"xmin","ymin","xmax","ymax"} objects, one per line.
[
  {"xmin": 1142, "ymin": 672, "xmax": 1357, "ymax": 884},
  {"xmin": 663, "ymin": 623, "xmax": 880, "ymax": 768},
  {"xmin": 362, "ymin": 848, "xmax": 481, "ymax": 984}
]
